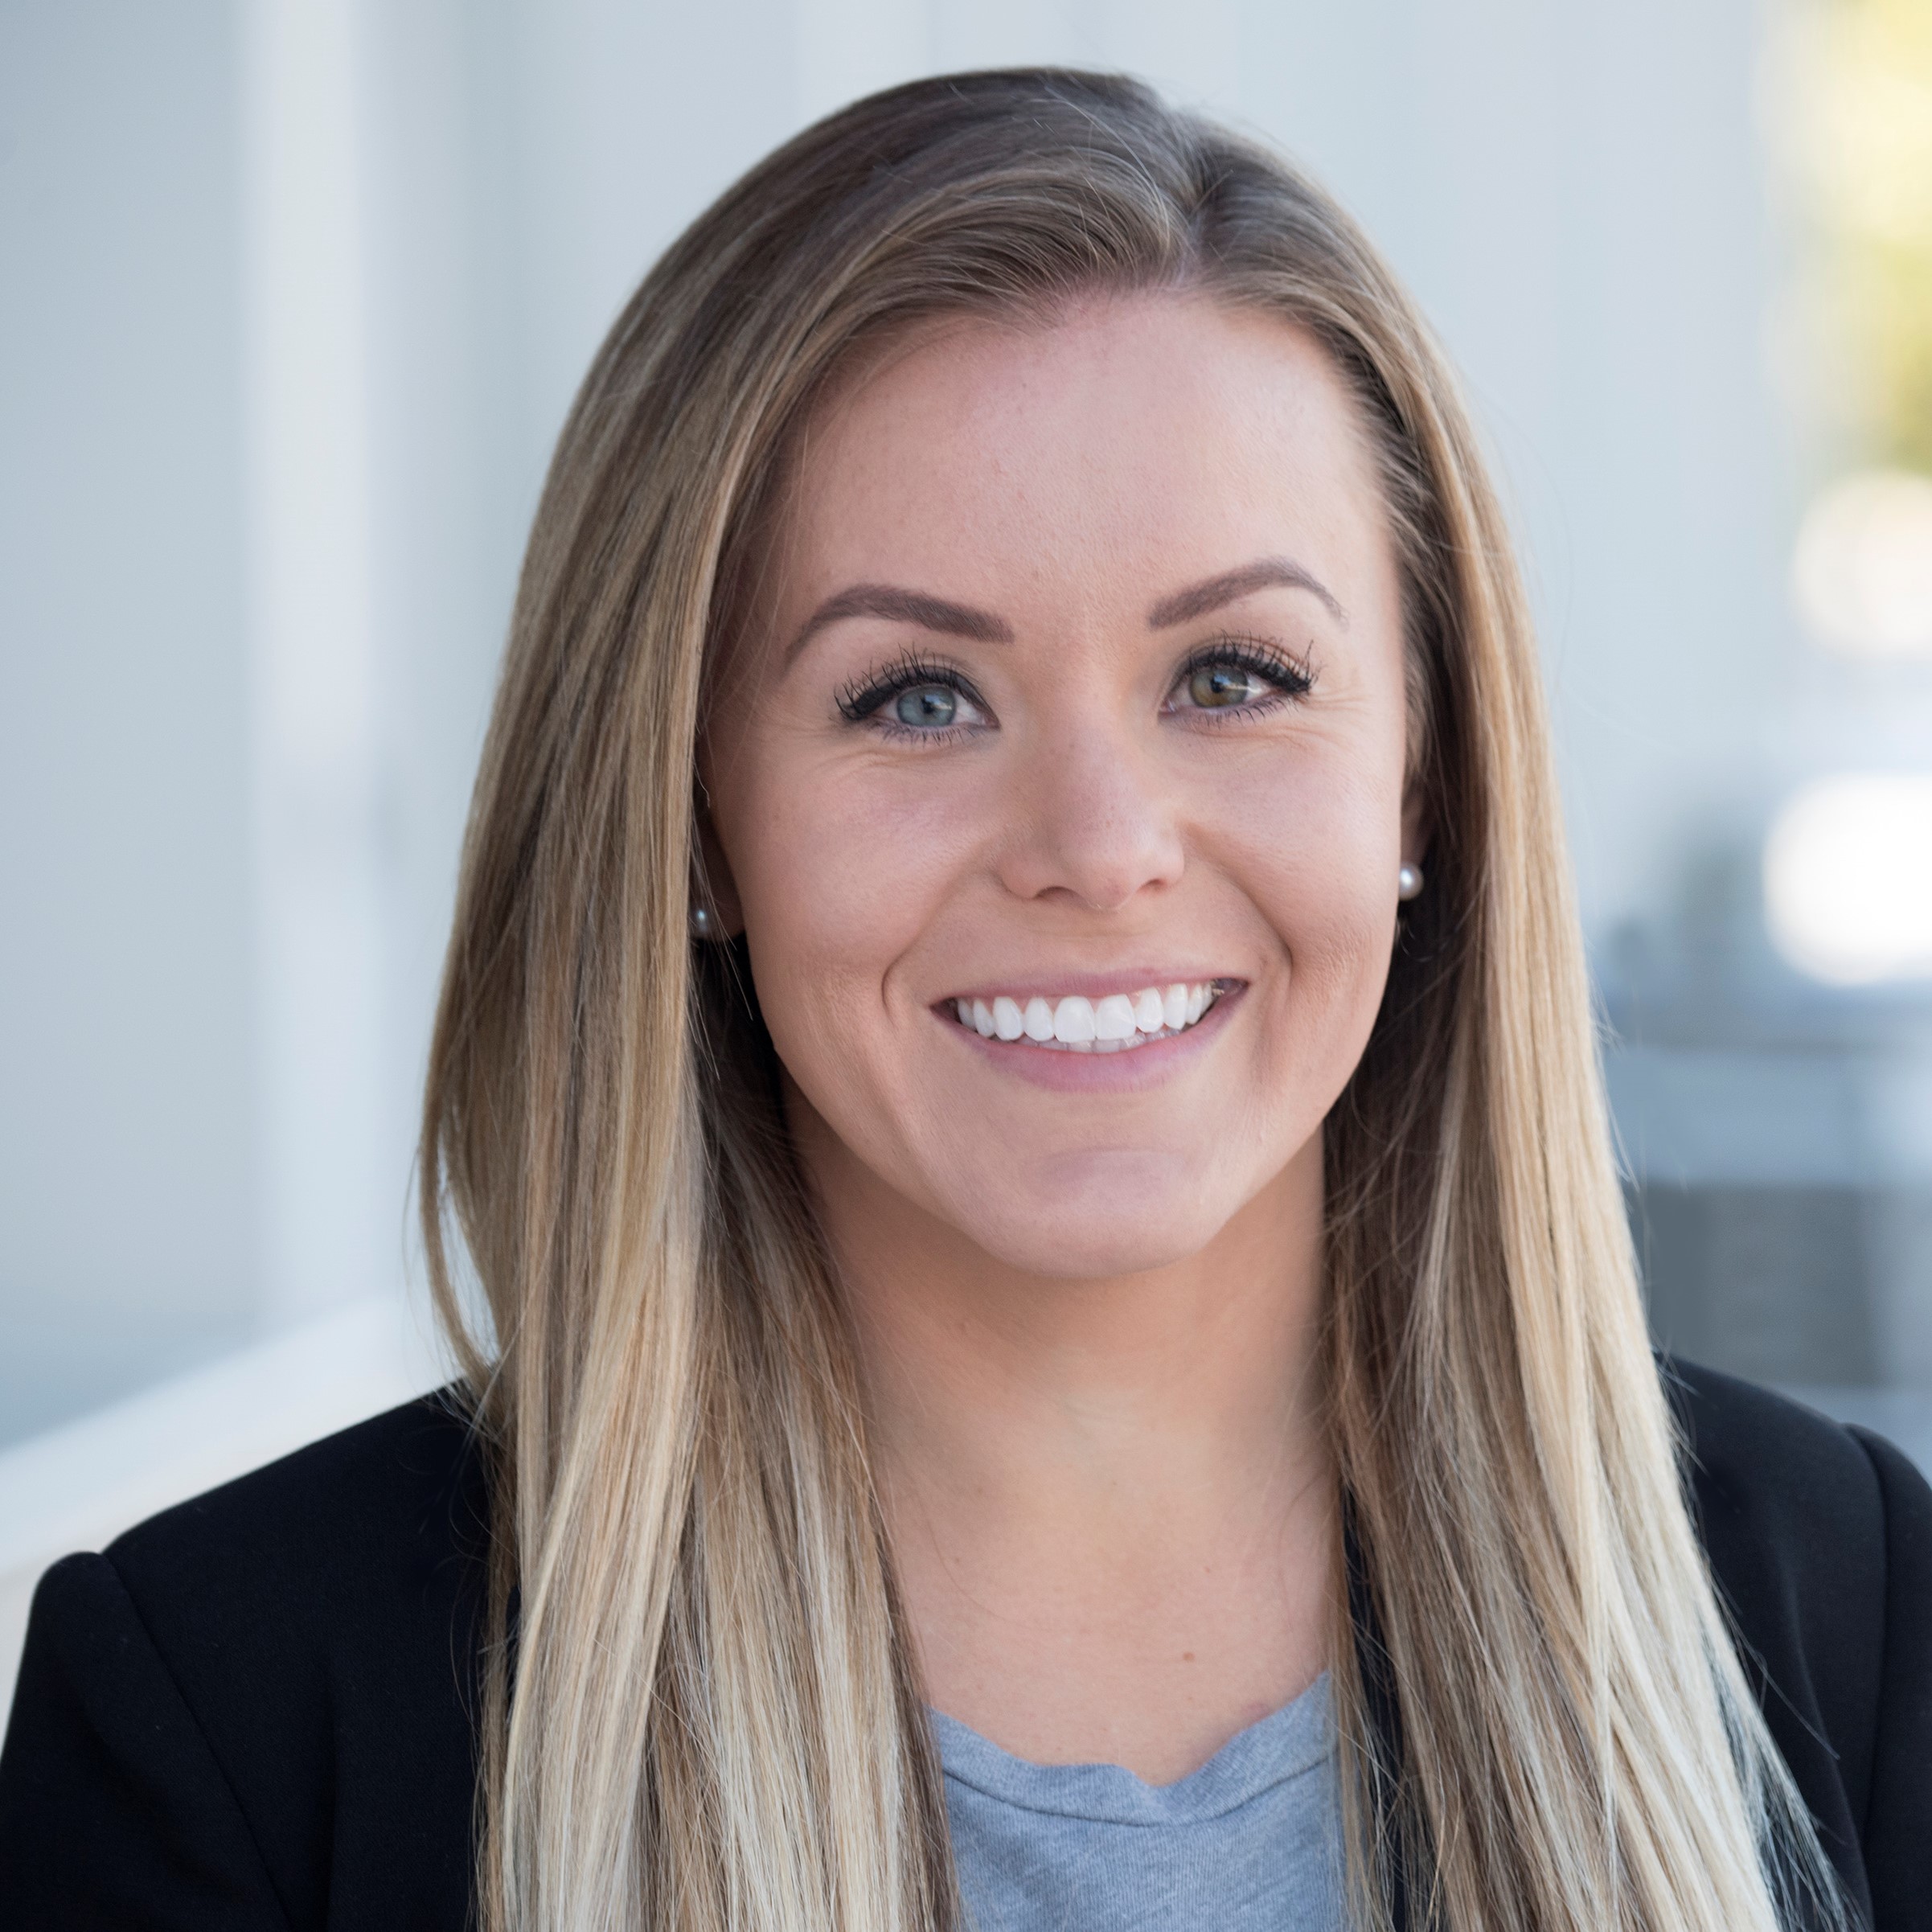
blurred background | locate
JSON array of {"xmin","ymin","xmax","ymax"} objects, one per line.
[{"xmin": 3, "ymin": 0, "xmax": 1930, "ymax": 1692}]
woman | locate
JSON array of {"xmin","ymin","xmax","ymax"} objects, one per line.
[{"xmin": 2, "ymin": 68, "xmax": 1926, "ymax": 1932}]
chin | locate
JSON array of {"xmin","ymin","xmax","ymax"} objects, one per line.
[
  {"xmin": 947, "ymin": 1189, "xmax": 1230, "ymax": 1282},
  {"xmin": 929, "ymin": 1141, "xmax": 1254, "ymax": 1279}
]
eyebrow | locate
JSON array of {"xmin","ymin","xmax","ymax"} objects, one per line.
[
  {"xmin": 1146, "ymin": 557, "xmax": 1347, "ymax": 630},
  {"xmin": 783, "ymin": 584, "xmax": 1015, "ymax": 667},
  {"xmin": 783, "ymin": 553, "xmax": 1345, "ymax": 669}
]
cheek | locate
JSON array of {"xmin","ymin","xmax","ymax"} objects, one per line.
[
  {"xmin": 727, "ymin": 753, "xmax": 970, "ymax": 1052},
  {"xmin": 1215, "ymin": 744, "xmax": 1401, "ymax": 1014}
]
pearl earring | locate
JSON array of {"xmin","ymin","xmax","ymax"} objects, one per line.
[
  {"xmin": 1397, "ymin": 863, "xmax": 1424, "ymax": 902},
  {"xmin": 690, "ymin": 904, "xmax": 715, "ymax": 938}
]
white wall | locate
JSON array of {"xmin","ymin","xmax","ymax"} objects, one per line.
[{"xmin": 0, "ymin": 1, "xmax": 257, "ymax": 1438}]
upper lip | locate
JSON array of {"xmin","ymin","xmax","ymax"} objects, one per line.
[{"xmin": 933, "ymin": 972, "xmax": 1241, "ymax": 1004}]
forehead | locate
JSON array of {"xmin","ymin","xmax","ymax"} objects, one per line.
[{"xmin": 765, "ymin": 293, "xmax": 1391, "ymax": 617}]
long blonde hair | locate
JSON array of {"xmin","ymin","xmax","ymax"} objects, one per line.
[{"xmin": 421, "ymin": 68, "xmax": 1841, "ymax": 1932}]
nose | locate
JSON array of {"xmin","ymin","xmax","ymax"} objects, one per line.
[{"xmin": 996, "ymin": 720, "xmax": 1186, "ymax": 913}]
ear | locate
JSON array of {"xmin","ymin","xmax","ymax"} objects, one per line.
[
  {"xmin": 693, "ymin": 787, "xmax": 746, "ymax": 938},
  {"xmin": 1400, "ymin": 781, "xmax": 1431, "ymax": 877}
]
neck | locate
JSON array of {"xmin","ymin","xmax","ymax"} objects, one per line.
[
  {"xmin": 800, "ymin": 1107, "xmax": 1336, "ymax": 1782},
  {"xmin": 827, "ymin": 1142, "xmax": 1329, "ymax": 1507}
]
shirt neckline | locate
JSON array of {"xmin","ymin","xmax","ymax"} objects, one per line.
[{"xmin": 931, "ymin": 1673, "xmax": 1334, "ymax": 1827}]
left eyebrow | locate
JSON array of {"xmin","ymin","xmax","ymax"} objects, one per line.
[
  {"xmin": 1146, "ymin": 557, "xmax": 1347, "ymax": 630},
  {"xmin": 782, "ymin": 583, "xmax": 1015, "ymax": 669}
]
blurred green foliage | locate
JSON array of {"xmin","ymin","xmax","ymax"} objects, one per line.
[{"xmin": 1812, "ymin": 0, "xmax": 1932, "ymax": 470}]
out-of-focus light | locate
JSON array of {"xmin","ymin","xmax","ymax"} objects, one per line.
[
  {"xmin": 1792, "ymin": 470, "xmax": 1932, "ymax": 658},
  {"xmin": 1766, "ymin": 774, "xmax": 1932, "ymax": 983}
]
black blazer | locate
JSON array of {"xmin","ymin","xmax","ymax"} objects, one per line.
[{"xmin": 1, "ymin": 1360, "xmax": 1927, "ymax": 1930}]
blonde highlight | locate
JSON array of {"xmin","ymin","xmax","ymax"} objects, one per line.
[{"xmin": 420, "ymin": 68, "xmax": 1843, "ymax": 1932}]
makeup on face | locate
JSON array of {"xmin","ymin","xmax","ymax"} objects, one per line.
[{"xmin": 704, "ymin": 293, "xmax": 1413, "ymax": 1278}]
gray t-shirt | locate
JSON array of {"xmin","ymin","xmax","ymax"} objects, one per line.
[{"xmin": 935, "ymin": 1675, "xmax": 1347, "ymax": 1932}]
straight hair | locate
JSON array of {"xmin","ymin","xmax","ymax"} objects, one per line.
[{"xmin": 420, "ymin": 68, "xmax": 1844, "ymax": 1932}]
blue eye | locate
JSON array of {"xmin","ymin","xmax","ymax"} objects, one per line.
[
  {"xmin": 836, "ymin": 654, "xmax": 988, "ymax": 737},
  {"xmin": 894, "ymin": 685, "xmax": 958, "ymax": 728}
]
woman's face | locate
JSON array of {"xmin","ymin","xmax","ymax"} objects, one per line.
[{"xmin": 704, "ymin": 293, "xmax": 1417, "ymax": 1280}]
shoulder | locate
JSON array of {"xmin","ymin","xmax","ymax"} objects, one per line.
[
  {"xmin": 102, "ymin": 1383, "xmax": 489, "ymax": 1639},
  {"xmin": 0, "ymin": 1389, "xmax": 490, "ymax": 1930},
  {"xmin": 100, "ymin": 1384, "xmax": 493, "ymax": 1826},
  {"xmin": 1667, "ymin": 1357, "xmax": 1896, "ymax": 1585},
  {"xmin": 1664, "ymin": 1358, "xmax": 1930, "ymax": 1656},
  {"xmin": 1665, "ymin": 1359, "xmax": 1932, "ymax": 1925}
]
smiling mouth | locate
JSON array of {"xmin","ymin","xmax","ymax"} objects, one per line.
[{"xmin": 945, "ymin": 981, "xmax": 1234, "ymax": 1052}]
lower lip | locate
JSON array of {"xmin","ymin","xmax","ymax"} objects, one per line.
[{"xmin": 938, "ymin": 986, "xmax": 1244, "ymax": 1092}]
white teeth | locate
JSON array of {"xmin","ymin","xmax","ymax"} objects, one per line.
[
  {"xmin": 1052, "ymin": 996, "xmax": 1097, "ymax": 1044},
  {"xmin": 953, "ymin": 982, "xmax": 1225, "ymax": 1048}
]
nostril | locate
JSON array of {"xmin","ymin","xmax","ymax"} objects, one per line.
[{"xmin": 998, "ymin": 765, "xmax": 1187, "ymax": 910}]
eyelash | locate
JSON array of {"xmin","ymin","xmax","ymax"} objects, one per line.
[
  {"xmin": 835, "ymin": 651, "xmax": 983, "ymax": 735},
  {"xmin": 832, "ymin": 636, "xmax": 1316, "ymax": 739},
  {"xmin": 1171, "ymin": 636, "xmax": 1315, "ymax": 718}
]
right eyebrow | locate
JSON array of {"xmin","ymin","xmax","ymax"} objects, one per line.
[
  {"xmin": 1146, "ymin": 556, "xmax": 1347, "ymax": 630},
  {"xmin": 781, "ymin": 584, "xmax": 1015, "ymax": 669}
]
